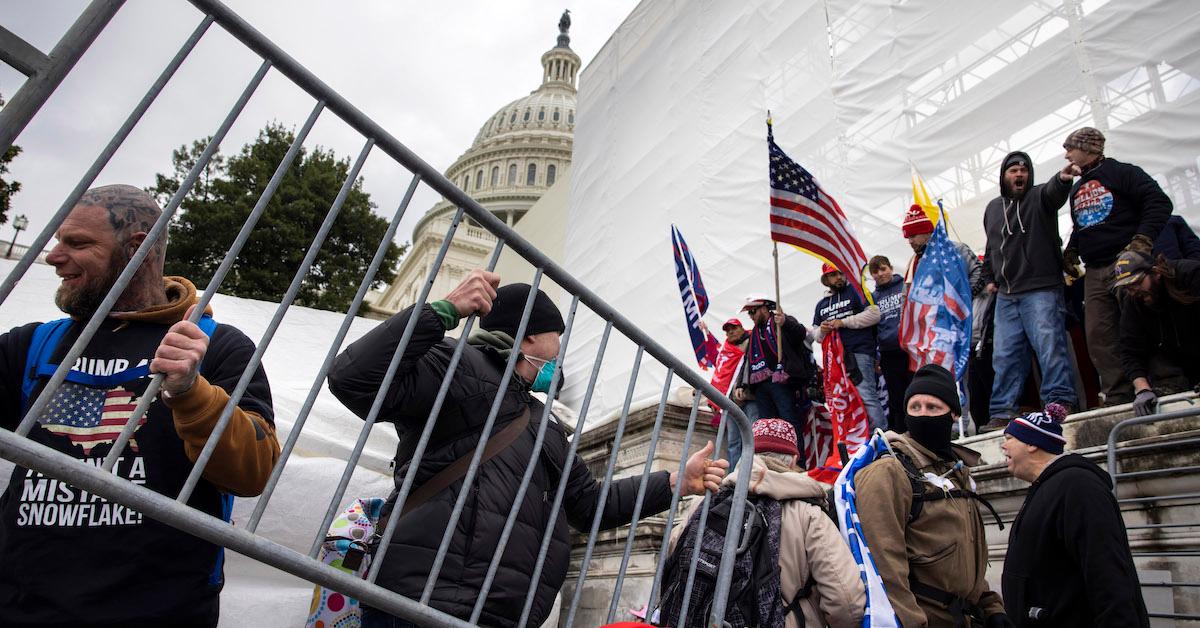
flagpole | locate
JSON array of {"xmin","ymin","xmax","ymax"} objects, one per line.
[{"xmin": 773, "ymin": 241, "xmax": 783, "ymax": 358}]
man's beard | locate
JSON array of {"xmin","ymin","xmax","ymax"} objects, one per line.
[{"xmin": 55, "ymin": 252, "xmax": 127, "ymax": 318}]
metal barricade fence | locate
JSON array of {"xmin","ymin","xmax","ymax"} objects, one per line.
[
  {"xmin": 0, "ymin": 1, "xmax": 757, "ymax": 626},
  {"xmin": 1106, "ymin": 405, "xmax": 1200, "ymax": 624}
]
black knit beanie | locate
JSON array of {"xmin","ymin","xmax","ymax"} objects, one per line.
[
  {"xmin": 480, "ymin": 283, "xmax": 565, "ymax": 339},
  {"xmin": 904, "ymin": 364, "xmax": 961, "ymax": 416}
]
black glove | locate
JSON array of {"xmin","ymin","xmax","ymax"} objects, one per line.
[
  {"xmin": 985, "ymin": 613, "xmax": 1016, "ymax": 628},
  {"xmin": 1063, "ymin": 247, "xmax": 1083, "ymax": 279},
  {"xmin": 1133, "ymin": 388, "xmax": 1158, "ymax": 417}
]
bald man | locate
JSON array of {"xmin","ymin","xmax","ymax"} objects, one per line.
[{"xmin": 0, "ymin": 185, "xmax": 280, "ymax": 626}]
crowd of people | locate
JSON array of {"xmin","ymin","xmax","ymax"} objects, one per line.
[
  {"xmin": 710, "ymin": 126, "xmax": 1199, "ymax": 455},
  {"xmin": 0, "ymin": 121, "xmax": 1192, "ymax": 628}
]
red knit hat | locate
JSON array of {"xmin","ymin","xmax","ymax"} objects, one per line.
[
  {"xmin": 752, "ymin": 418, "xmax": 799, "ymax": 457},
  {"xmin": 902, "ymin": 204, "xmax": 934, "ymax": 238}
]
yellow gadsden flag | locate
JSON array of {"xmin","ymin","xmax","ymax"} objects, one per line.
[{"xmin": 910, "ymin": 163, "xmax": 942, "ymax": 225}]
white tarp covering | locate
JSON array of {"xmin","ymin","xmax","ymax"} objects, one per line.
[
  {"xmin": 561, "ymin": 0, "xmax": 1200, "ymax": 422},
  {"xmin": 0, "ymin": 259, "xmax": 397, "ymax": 626}
]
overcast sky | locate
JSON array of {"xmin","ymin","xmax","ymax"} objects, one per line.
[{"xmin": 1, "ymin": 0, "xmax": 638, "ymax": 258}]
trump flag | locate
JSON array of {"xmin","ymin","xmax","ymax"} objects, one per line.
[{"xmin": 898, "ymin": 211, "xmax": 973, "ymax": 379}]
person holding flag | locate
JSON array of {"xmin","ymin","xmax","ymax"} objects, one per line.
[
  {"xmin": 903, "ymin": 204, "xmax": 984, "ymax": 298},
  {"xmin": 845, "ymin": 365, "xmax": 1011, "ymax": 628},
  {"xmin": 899, "ymin": 206, "xmax": 976, "ymax": 438},
  {"xmin": 739, "ymin": 295, "xmax": 814, "ymax": 449},
  {"xmin": 812, "ymin": 263, "xmax": 884, "ymax": 433},
  {"xmin": 703, "ymin": 317, "xmax": 754, "ymax": 469}
]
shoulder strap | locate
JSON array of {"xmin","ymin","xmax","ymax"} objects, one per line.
[
  {"xmin": 888, "ymin": 450, "xmax": 928, "ymax": 524},
  {"xmin": 399, "ymin": 408, "xmax": 531, "ymax": 517},
  {"xmin": 25, "ymin": 313, "xmax": 221, "ymax": 394},
  {"xmin": 197, "ymin": 313, "xmax": 217, "ymax": 337},
  {"xmin": 890, "ymin": 451, "xmax": 1004, "ymax": 529},
  {"xmin": 23, "ymin": 319, "xmax": 74, "ymax": 409},
  {"xmin": 784, "ymin": 572, "xmax": 817, "ymax": 628}
]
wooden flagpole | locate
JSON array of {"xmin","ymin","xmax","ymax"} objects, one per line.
[{"xmin": 773, "ymin": 241, "xmax": 783, "ymax": 358}]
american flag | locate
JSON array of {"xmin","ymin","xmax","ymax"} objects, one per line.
[
  {"xmin": 803, "ymin": 403, "xmax": 833, "ymax": 472},
  {"xmin": 39, "ymin": 384, "xmax": 145, "ymax": 455},
  {"xmin": 899, "ymin": 214, "xmax": 973, "ymax": 379},
  {"xmin": 768, "ymin": 123, "xmax": 869, "ymax": 298}
]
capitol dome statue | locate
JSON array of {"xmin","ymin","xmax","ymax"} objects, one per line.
[{"xmin": 370, "ymin": 12, "xmax": 579, "ymax": 316}]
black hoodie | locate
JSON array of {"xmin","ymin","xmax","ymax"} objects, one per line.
[
  {"xmin": 981, "ymin": 151, "xmax": 1072, "ymax": 295},
  {"xmin": 1002, "ymin": 453, "xmax": 1149, "ymax": 627}
]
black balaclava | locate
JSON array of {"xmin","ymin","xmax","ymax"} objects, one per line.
[
  {"xmin": 903, "ymin": 364, "xmax": 961, "ymax": 460},
  {"xmin": 907, "ymin": 413, "xmax": 954, "ymax": 460}
]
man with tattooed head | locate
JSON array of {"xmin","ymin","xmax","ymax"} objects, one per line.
[{"xmin": 0, "ymin": 184, "xmax": 280, "ymax": 627}]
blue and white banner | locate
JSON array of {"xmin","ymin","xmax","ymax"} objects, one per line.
[
  {"xmin": 671, "ymin": 224, "xmax": 718, "ymax": 369},
  {"xmin": 834, "ymin": 432, "xmax": 901, "ymax": 628}
]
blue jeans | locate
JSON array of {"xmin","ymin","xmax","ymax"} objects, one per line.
[
  {"xmin": 724, "ymin": 400, "xmax": 758, "ymax": 471},
  {"xmin": 852, "ymin": 352, "xmax": 888, "ymax": 433},
  {"xmin": 753, "ymin": 381, "xmax": 804, "ymax": 445},
  {"xmin": 990, "ymin": 288, "xmax": 1078, "ymax": 418},
  {"xmin": 361, "ymin": 606, "xmax": 420, "ymax": 628}
]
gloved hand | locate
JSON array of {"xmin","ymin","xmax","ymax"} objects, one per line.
[
  {"xmin": 985, "ymin": 613, "xmax": 1016, "ymax": 628},
  {"xmin": 1125, "ymin": 233, "xmax": 1154, "ymax": 256},
  {"xmin": 1133, "ymin": 388, "xmax": 1158, "ymax": 417},
  {"xmin": 1063, "ymin": 248, "xmax": 1083, "ymax": 279}
]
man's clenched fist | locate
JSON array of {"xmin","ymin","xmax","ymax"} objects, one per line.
[
  {"xmin": 445, "ymin": 270, "xmax": 501, "ymax": 317},
  {"xmin": 152, "ymin": 304, "xmax": 209, "ymax": 397}
]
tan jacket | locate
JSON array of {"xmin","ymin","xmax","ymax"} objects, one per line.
[
  {"xmin": 671, "ymin": 456, "xmax": 864, "ymax": 628},
  {"xmin": 854, "ymin": 432, "xmax": 1004, "ymax": 627}
]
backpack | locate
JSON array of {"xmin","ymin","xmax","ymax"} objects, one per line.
[
  {"xmin": 306, "ymin": 497, "xmax": 387, "ymax": 628},
  {"xmin": 887, "ymin": 449, "xmax": 1003, "ymax": 529},
  {"xmin": 20, "ymin": 315, "xmax": 228, "ymax": 586},
  {"xmin": 21, "ymin": 315, "xmax": 219, "ymax": 411},
  {"xmin": 658, "ymin": 488, "xmax": 816, "ymax": 628}
]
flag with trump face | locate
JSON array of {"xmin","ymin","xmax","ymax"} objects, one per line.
[
  {"xmin": 898, "ymin": 213, "xmax": 973, "ymax": 379},
  {"xmin": 671, "ymin": 224, "xmax": 720, "ymax": 369}
]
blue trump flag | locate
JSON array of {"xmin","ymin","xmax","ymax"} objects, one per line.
[
  {"xmin": 671, "ymin": 224, "xmax": 718, "ymax": 369},
  {"xmin": 898, "ymin": 210, "xmax": 973, "ymax": 380}
]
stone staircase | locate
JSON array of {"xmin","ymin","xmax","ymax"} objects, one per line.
[{"xmin": 561, "ymin": 390, "xmax": 1200, "ymax": 626}]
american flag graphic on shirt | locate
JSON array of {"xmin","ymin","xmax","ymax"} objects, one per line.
[{"xmin": 38, "ymin": 384, "xmax": 145, "ymax": 455}]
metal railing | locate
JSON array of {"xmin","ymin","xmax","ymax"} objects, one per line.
[
  {"xmin": 0, "ymin": 2, "xmax": 756, "ymax": 627},
  {"xmin": 1106, "ymin": 404, "xmax": 1200, "ymax": 623}
]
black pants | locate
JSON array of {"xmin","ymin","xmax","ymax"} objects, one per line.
[
  {"xmin": 968, "ymin": 345, "xmax": 995, "ymax": 431},
  {"xmin": 879, "ymin": 349, "xmax": 912, "ymax": 433}
]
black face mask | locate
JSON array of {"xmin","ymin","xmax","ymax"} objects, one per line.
[{"xmin": 906, "ymin": 412, "xmax": 954, "ymax": 460}]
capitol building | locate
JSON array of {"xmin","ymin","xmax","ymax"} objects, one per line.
[{"xmin": 368, "ymin": 15, "xmax": 579, "ymax": 316}]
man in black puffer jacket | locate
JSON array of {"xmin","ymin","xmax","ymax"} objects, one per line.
[
  {"xmin": 1000, "ymin": 405, "xmax": 1148, "ymax": 627},
  {"xmin": 327, "ymin": 270, "xmax": 727, "ymax": 627}
]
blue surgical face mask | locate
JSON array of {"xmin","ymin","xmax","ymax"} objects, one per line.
[{"xmin": 523, "ymin": 355, "xmax": 558, "ymax": 393}]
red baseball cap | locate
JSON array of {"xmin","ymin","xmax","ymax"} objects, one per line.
[
  {"xmin": 722, "ymin": 318, "xmax": 745, "ymax": 331},
  {"xmin": 821, "ymin": 262, "xmax": 838, "ymax": 275}
]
